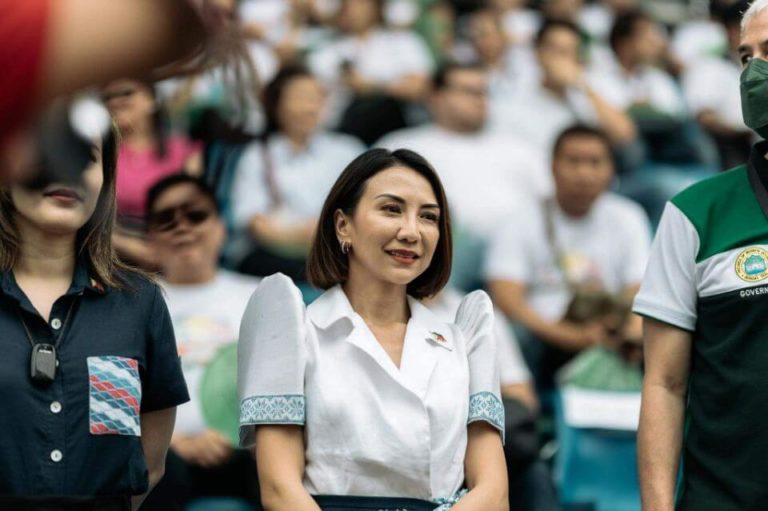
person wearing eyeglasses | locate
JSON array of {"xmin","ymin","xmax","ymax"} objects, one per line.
[
  {"xmin": 0, "ymin": 122, "xmax": 189, "ymax": 509},
  {"xmin": 143, "ymin": 174, "xmax": 261, "ymax": 511},
  {"xmin": 101, "ymin": 78, "xmax": 202, "ymax": 270}
]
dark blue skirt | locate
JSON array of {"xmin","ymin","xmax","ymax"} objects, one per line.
[{"xmin": 313, "ymin": 495, "xmax": 437, "ymax": 511}]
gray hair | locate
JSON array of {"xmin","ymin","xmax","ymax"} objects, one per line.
[{"xmin": 743, "ymin": 0, "xmax": 768, "ymax": 32}]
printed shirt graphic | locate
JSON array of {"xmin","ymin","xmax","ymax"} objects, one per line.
[
  {"xmin": 88, "ymin": 356, "xmax": 142, "ymax": 436},
  {"xmin": 173, "ymin": 315, "xmax": 235, "ymax": 435},
  {"xmin": 633, "ymin": 162, "xmax": 768, "ymax": 511}
]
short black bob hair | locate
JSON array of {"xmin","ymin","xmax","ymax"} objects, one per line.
[{"xmin": 307, "ymin": 148, "xmax": 453, "ymax": 299}]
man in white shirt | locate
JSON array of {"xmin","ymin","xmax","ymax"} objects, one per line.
[
  {"xmin": 486, "ymin": 125, "xmax": 651, "ymax": 391},
  {"xmin": 589, "ymin": 10, "xmax": 685, "ymax": 120},
  {"xmin": 682, "ymin": 0, "xmax": 753, "ymax": 169},
  {"xmin": 493, "ymin": 18, "xmax": 636, "ymax": 159},
  {"xmin": 306, "ymin": 0, "xmax": 434, "ymax": 142},
  {"xmin": 376, "ymin": 62, "xmax": 549, "ymax": 288},
  {"xmin": 141, "ymin": 174, "xmax": 261, "ymax": 511},
  {"xmin": 465, "ymin": 7, "xmax": 539, "ymax": 103}
]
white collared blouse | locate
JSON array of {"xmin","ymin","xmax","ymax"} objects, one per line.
[{"xmin": 238, "ymin": 274, "xmax": 504, "ymax": 502}]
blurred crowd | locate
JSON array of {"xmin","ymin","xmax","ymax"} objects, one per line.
[{"xmin": 95, "ymin": 0, "xmax": 753, "ymax": 510}]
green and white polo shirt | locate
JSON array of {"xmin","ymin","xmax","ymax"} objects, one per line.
[{"xmin": 634, "ymin": 144, "xmax": 768, "ymax": 510}]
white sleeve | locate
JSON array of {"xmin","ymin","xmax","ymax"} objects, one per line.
[
  {"xmin": 509, "ymin": 143, "xmax": 553, "ymax": 199},
  {"xmin": 682, "ymin": 64, "xmax": 719, "ymax": 115},
  {"xmin": 455, "ymin": 291, "xmax": 505, "ymax": 441},
  {"xmin": 230, "ymin": 143, "xmax": 271, "ymax": 230},
  {"xmin": 586, "ymin": 71, "xmax": 631, "ymax": 110},
  {"xmin": 397, "ymin": 32, "xmax": 435, "ymax": 75},
  {"xmin": 484, "ymin": 211, "xmax": 536, "ymax": 284},
  {"xmin": 307, "ymin": 42, "xmax": 343, "ymax": 85},
  {"xmin": 373, "ymin": 131, "xmax": 404, "ymax": 151},
  {"xmin": 649, "ymin": 72, "xmax": 687, "ymax": 118},
  {"xmin": 619, "ymin": 201, "xmax": 653, "ymax": 285},
  {"xmin": 632, "ymin": 202, "xmax": 699, "ymax": 331},
  {"xmin": 238, "ymin": 273, "xmax": 308, "ymax": 447},
  {"xmin": 494, "ymin": 310, "xmax": 532, "ymax": 386}
]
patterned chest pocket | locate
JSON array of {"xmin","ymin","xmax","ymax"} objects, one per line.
[{"xmin": 87, "ymin": 356, "xmax": 142, "ymax": 436}]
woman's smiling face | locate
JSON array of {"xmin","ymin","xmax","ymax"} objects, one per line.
[{"xmin": 336, "ymin": 165, "xmax": 441, "ymax": 289}]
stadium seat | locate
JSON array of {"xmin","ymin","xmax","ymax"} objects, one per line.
[{"xmin": 553, "ymin": 391, "xmax": 641, "ymax": 511}]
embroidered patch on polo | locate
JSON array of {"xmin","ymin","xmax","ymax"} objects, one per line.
[{"xmin": 87, "ymin": 356, "xmax": 142, "ymax": 436}]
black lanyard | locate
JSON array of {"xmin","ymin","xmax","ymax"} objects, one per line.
[
  {"xmin": 747, "ymin": 153, "xmax": 768, "ymax": 220},
  {"xmin": 17, "ymin": 298, "xmax": 77, "ymax": 349}
]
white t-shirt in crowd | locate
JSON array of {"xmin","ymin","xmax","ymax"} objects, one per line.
[
  {"xmin": 376, "ymin": 124, "xmax": 551, "ymax": 239},
  {"xmin": 238, "ymin": 275, "xmax": 504, "ymax": 502},
  {"xmin": 587, "ymin": 59, "xmax": 687, "ymax": 119},
  {"xmin": 162, "ymin": 270, "xmax": 260, "ymax": 436},
  {"xmin": 308, "ymin": 28, "xmax": 434, "ymax": 87},
  {"xmin": 683, "ymin": 55, "xmax": 747, "ymax": 131},
  {"xmin": 426, "ymin": 288, "xmax": 531, "ymax": 386},
  {"xmin": 502, "ymin": 8, "xmax": 542, "ymax": 46},
  {"xmin": 671, "ymin": 19, "xmax": 727, "ymax": 66},
  {"xmin": 488, "ymin": 47, "xmax": 540, "ymax": 101},
  {"xmin": 230, "ymin": 132, "xmax": 365, "ymax": 230},
  {"xmin": 307, "ymin": 28, "xmax": 434, "ymax": 124},
  {"xmin": 579, "ymin": 3, "xmax": 614, "ymax": 42},
  {"xmin": 491, "ymin": 84, "xmax": 598, "ymax": 161},
  {"xmin": 485, "ymin": 193, "xmax": 652, "ymax": 321}
]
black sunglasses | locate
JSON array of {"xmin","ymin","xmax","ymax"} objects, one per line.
[{"xmin": 148, "ymin": 204, "xmax": 214, "ymax": 232}]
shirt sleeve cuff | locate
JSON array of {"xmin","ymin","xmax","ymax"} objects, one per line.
[
  {"xmin": 633, "ymin": 299, "xmax": 696, "ymax": 332},
  {"xmin": 468, "ymin": 392, "xmax": 505, "ymax": 444}
]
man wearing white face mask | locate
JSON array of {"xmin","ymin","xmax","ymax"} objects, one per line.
[{"xmin": 635, "ymin": 2, "xmax": 768, "ymax": 509}]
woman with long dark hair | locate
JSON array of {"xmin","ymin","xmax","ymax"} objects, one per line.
[{"xmin": 0, "ymin": 126, "xmax": 189, "ymax": 509}]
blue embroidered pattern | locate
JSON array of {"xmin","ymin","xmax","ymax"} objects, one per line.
[
  {"xmin": 433, "ymin": 489, "xmax": 468, "ymax": 510},
  {"xmin": 240, "ymin": 394, "xmax": 306, "ymax": 425},
  {"xmin": 468, "ymin": 392, "xmax": 504, "ymax": 432}
]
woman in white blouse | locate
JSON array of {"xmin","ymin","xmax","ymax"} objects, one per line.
[
  {"xmin": 231, "ymin": 66, "xmax": 364, "ymax": 279},
  {"xmin": 238, "ymin": 148, "xmax": 508, "ymax": 510}
]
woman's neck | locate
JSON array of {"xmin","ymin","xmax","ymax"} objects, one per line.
[
  {"xmin": 14, "ymin": 220, "xmax": 76, "ymax": 280},
  {"xmin": 282, "ymin": 130, "xmax": 312, "ymax": 152},
  {"xmin": 343, "ymin": 269, "xmax": 409, "ymax": 326},
  {"xmin": 120, "ymin": 119, "xmax": 155, "ymax": 150}
]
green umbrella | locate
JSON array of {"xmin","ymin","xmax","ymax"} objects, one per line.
[{"xmin": 200, "ymin": 343, "xmax": 240, "ymax": 446}]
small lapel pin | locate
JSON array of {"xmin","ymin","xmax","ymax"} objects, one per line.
[{"xmin": 430, "ymin": 331, "xmax": 446, "ymax": 343}]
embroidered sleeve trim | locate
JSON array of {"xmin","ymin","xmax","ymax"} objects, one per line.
[
  {"xmin": 433, "ymin": 489, "xmax": 468, "ymax": 510},
  {"xmin": 240, "ymin": 394, "xmax": 306, "ymax": 425},
  {"xmin": 468, "ymin": 392, "xmax": 505, "ymax": 441}
]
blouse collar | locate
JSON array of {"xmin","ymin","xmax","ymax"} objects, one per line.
[{"xmin": 307, "ymin": 285, "xmax": 454, "ymax": 351}]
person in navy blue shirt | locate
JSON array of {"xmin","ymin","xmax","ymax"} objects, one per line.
[{"xmin": 0, "ymin": 125, "xmax": 189, "ymax": 510}]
